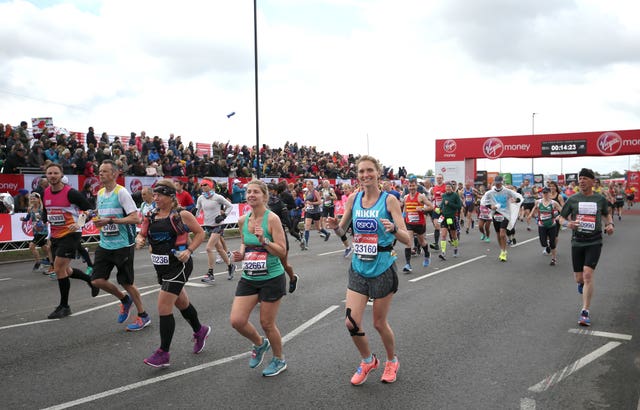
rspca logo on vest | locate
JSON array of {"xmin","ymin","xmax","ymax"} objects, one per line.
[{"xmin": 355, "ymin": 218, "xmax": 378, "ymax": 233}]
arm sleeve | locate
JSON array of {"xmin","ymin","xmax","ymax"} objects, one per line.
[{"xmin": 67, "ymin": 189, "xmax": 92, "ymax": 211}]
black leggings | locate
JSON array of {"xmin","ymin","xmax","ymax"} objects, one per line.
[{"xmin": 538, "ymin": 225, "xmax": 558, "ymax": 249}]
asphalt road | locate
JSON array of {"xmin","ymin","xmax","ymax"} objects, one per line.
[{"xmin": 1, "ymin": 216, "xmax": 639, "ymax": 410}]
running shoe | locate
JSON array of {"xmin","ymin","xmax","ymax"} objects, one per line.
[
  {"xmin": 499, "ymin": 251, "xmax": 507, "ymax": 262},
  {"xmin": 49, "ymin": 272, "xmax": 57, "ymax": 280},
  {"xmin": 227, "ymin": 264, "xmax": 236, "ymax": 280},
  {"xmin": 402, "ymin": 264, "xmax": 412, "ymax": 273},
  {"xmin": 33, "ymin": 262, "xmax": 41, "ymax": 271},
  {"xmin": 249, "ymin": 337, "xmax": 271, "ymax": 368},
  {"xmin": 527, "ymin": 226, "xmax": 532, "ymax": 231},
  {"xmin": 422, "ymin": 257, "xmax": 430, "ymax": 267},
  {"xmin": 465, "ymin": 228, "xmax": 469, "ymax": 234},
  {"xmin": 545, "ymin": 246, "xmax": 551, "ymax": 255},
  {"xmin": 126, "ymin": 315, "xmax": 151, "ymax": 331},
  {"xmin": 414, "ymin": 246, "xmax": 421, "ymax": 256},
  {"xmin": 262, "ymin": 357, "xmax": 287, "ymax": 377},
  {"xmin": 578, "ymin": 310, "xmax": 591, "ymax": 326},
  {"xmin": 289, "ymin": 274, "xmax": 299, "ymax": 293},
  {"xmin": 47, "ymin": 305, "xmax": 71, "ymax": 319},
  {"xmin": 192, "ymin": 325, "xmax": 211, "ymax": 354},
  {"xmin": 227, "ymin": 251, "xmax": 233, "ymax": 261},
  {"xmin": 201, "ymin": 271, "xmax": 215, "ymax": 284},
  {"xmin": 453, "ymin": 249, "xmax": 458, "ymax": 258},
  {"xmin": 429, "ymin": 243, "xmax": 440, "ymax": 251},
  {"xmin": 577, "ymin": 282, "xmax": 584, "ymax": 294},
  {"xmin": 480, "ymin": 234, "xmax": 486, "ymax": 241},
  {"xmin": 460, "ymin": 219, "xmax": 464, "ymax": 227},
  {"xmin": 618, "ymin": 215, "xmax": 621, "ymax": 221},
  {"xmin": 40, "ymin": 258, "xmax": 51, "ymax": 266},
  {"xmin": 483, "ymin": 237, "xmax": 491, "ymax": 243},
  {"xmin": 299, "ymin": 239, "xmax": 306, "ymax": 250},
  {"xmin": 380, "ymin": 357, "xmax": 399, "ymax": 383},
  {"xmin": 549, "ymin": 258, "xmax": 556, "ymax": 266},
  {"xmin": 344, "ymin": 247, "xmax": 353, "ymax": 258},
  {"xmin": 215, "ymin": 255, "xmax": 223, "ymax": 264},
  {"xmin": 542, "ymin": 248, "xmax": 549, "ymax": 255},
  {"xmin": 438, "ymin": 253, "xmax": 446, "ymax": 261},
  {"xmin": 506, "ymin": 239, "xmax": 512, "ymax": 246},
  {"xmin": 471, "ymin": 220, "xmax": 475, "ymax": 229},
  {"xmin": 324, "ymin": 232, "xmax": 331, "ymax": 242},
  {"xmin": 118, "ymin": 297, "xmax": 133, "ymax": 323},
  {"xmin": 319, "ymin": 232, "xmax": 326, "ymax": 238},
  {"xmin": 350, "ymin": 354, "xmax": 379, "ymax": 386},
  {"xmin": 86, "ymin": 266, "xmax": 94, "ymax": 277},
  {"xmin": 512, "ymin": 238, "xmax": 517, "ymax": 245},
  {"xmin": 144, "ymin": 348, "xmax": 170, "ymax": 368}
]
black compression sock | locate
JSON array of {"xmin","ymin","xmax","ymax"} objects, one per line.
[
  {"xmin": 159, "ymin": 314, "xmax": 175, "ymax": 352},
  {"xmin": 180, "ymin": 303, "xmax": 201, "ymax": 333},
  {"xmin": 422, "ymin": 246, "xmax": 430, "ymax": 258},
  {"xmin": 58, "ymin": 277, "xmax": 71, "ymax": 307},
  {"xmin": 70, "ymin": 268, "xmax": 90, "ymax": 283},
  {"xmin": 434, "ymin": 230, "xmax": 440, "ymax": 243},
  {"xmin": 404, "ymin": 248, "xmax": 412, "ymax": 264}
]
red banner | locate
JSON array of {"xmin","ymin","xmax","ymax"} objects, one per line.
[{"xmin": 436, "ymin": 129, "xmax": 640, "ymax": 161}]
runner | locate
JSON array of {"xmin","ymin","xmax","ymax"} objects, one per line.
[
  {"xmin": 437, "ymin": 182, "xmax": 462, "ymax": 260},
  {"xmin": 558, "ymin": 168, "xmax": 614, "ymax": 326},
  {"xmin": 461, "ymin": 181, "xmax": 479, "ymax": 234},
  {"xmin": 478, "ymin": 187, "xmax": 492, "ymax": 243},
  {"xmin": 400, "ymin": 179, "xmax": 433, "ymax": 272},
  {"xmin": 320, "ymin": 179, "xmax": 337, "ymax": 234},
  {"xmin": 612, "ymin": 183, "xmax": 625, "ymax": 221},
  {"xmin": 139, "ymin": 187, "xmax": 156, "ymax": 217},
  {"xmin": 326, "ymin": 155, "xmax": 411, "ymax": 385},
  {"xmin": 482, "ymin": 176, "xmax": 523, "ymax": 262},
  {"xmin": 229, "ymin": 180, "xmax": 289, "ymax": 377},
  {"xmin": 21, "ymin": 192, "xmax": 52, "ymax": 272},
  {"xmin": 429, "ymin": 174, "xmax": 447, "ymax": 250},
  {"xmin": 43, "ymin": 163, "xmax": 99, "ymax": 319},
  {"xmin": 527, "ymin": 187, "xmax": 563, "ymax": 266},
  {"xmin": 519, "ymin": 179, "xmax": 536, "ymax": 231},
  {"xmin": 91, "ymin": 160, "xmax": 150, "ymax": 331},
  {"xmin": 625, "ymin": 185, "xmax": 636, "ymax": 209},
  {"xmin": 267, "ymin": 183, "xmax": 299, "ymax": 293},
  {"xmin": 135, "ymin": 179, "xmax": 209, "ymax": 367},
  {"xmin": 198, "ymin": 178, "xmax": 236, "ymax": 284},
  {"xmin": 302, "ymin": 180, "xmax": 329, "ymax": 250}
]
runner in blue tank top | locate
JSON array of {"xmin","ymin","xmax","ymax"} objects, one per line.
[{"xmin": 327, "ymin": 155, "xmax": 411, "ymax": 386}]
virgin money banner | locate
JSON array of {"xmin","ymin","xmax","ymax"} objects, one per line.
[
  {"xmin": 0, "ymin": 214, "xmax": 13, "ymax": 241},
  {"xmin": 627, "ymin": 171, "xmax": 640, "ymax": 202},
  {"xmin": 125, "ymin": 176, "xmax": 159, "ymax": 194},
  {"xmin": 436, "ymin": 129, "xmax": 640, "ymax": 161},
  {"xmin": 1, "ymin": 213, "xmax": 100, "ymax": 243},
  {"xmin": 0, "ymin": 175, "xmax": 24, "ymax": 196}
]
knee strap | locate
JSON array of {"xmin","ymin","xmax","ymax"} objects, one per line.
[{"xmin": 346, "ymin": 308, "xmax": 364, "ymax": 337}]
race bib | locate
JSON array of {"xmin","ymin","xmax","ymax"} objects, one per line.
[
  {"xmin": 353, "ymin": 233, "xmax": 378, "ymax": 260},
  {"xmin": 243, "ymin": 251, "xmax": 268, "ymax": 274},
  {"xmin": 407, "ymin": 212, "xmax": 420, "ymax": 223},
  {"xmin": 493, "ymin": 214, "xmax": 505, "ymax": 222},
  {"xmin": 101, "ymin": 223, "xmax": 119, "ymax": 236},
  {"xmin": 576, "ymin": 214, "xmax": 596, "ymax": 232},
  {"xmin": 48, "ymin": 211, "xmax": 65, "ymax": 226},
  {"xmin": 578, "ymin": 202, "xmax": 597, "ymax": 215},
  {"xmin": 465, "ymin": 194, "xmax": 472, "ymax": 202},
  {"xmin": 539, "ymin": 211, "xmax": 552, "ymax": 220},
  {"xmin": 151, "ymin": 254, "xmax": 169, "ymax": 265}
]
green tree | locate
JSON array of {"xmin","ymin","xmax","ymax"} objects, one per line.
[{"xmin": 425, "ymin": 169, "xmax": 434, "ymax": 176}]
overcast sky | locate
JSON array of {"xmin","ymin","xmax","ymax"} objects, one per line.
[{"xmin": 1, "ymin": 0, "xmax": 639, "ymax": 176}]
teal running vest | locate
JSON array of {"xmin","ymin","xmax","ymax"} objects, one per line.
[
  {"xmin": 351, "ymin": 191, "xmax": 396, "ymax": 278},
  {"xmin": 97, "ymin": 185, "xmax": 136, "ymax": 250}
]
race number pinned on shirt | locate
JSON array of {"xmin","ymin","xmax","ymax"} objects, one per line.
[
  {"xmin": 576, "ymin": 214, "xmax": 596, "ymax": 232},
  {"xmin": 151, "ymin": 254, "xmax": 169, "ymax": 265},
  {"xmin": 243, "ymin": 250, "xmax": 268, "ymax": 275},
  {"xmin": 101, "ymin": 223, "xmax": 119, "ymax": 236},
  {"xmin": 48, "ymin": 210, "xmax": 65, "ymax": 226},
  {"xmin": 407, "ymin": 212, "xmax": 420, "ymax": 223},
  {"xmin": 353, "ymin": 233, "xmax": 378, "ymax": 260}
]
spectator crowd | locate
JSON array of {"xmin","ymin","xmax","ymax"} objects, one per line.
[{"xmin": 1, "ymin": 122, "xmax": 407, "ymax": 182}]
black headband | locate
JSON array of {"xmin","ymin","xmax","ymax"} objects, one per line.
[
  {"xmin": 153, "ymin": 185, "xmax": 176, "ymax": 196},
  {"xmin": 578, "ymin": 168, "xmax": 595, "ymax": 179}
]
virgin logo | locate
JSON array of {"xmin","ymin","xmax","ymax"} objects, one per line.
[
  {"xmin": 87, "ymin": 177, "xmax": 101, "ymax": 195},
  {"xmin": 631, "ymin": 173, "xmax": 638, "ymax": 181},
  {"xmin": 130, "ymin": 179, "xmax": 143, "ymax": 193},
  {"xmin": 483, "ymin": 138, "xmax": 504, "ymax": 159},
  {"xmin": 443, "ymin": 139, "xmax": 457, "ymax": 153},
  {"xmin": 441, "ymin": 167, "xmax": 446, "ymax": 173},
  {"xmin": 22, "ymin": 220, "xmax": 33, "ymax": 236},
  {"xmin": 31, "ymin": 177, "xmax": 40, "ymax": 191},
  {"xmin": 597, "ymin": 132, "xmax": 622, "ymax": 156}
]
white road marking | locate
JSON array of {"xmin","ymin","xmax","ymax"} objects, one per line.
[
  {"xmin": 318, "ymin": 250, "xmax": 345, "ymax": 256},
  {"xmin": 511, "ymin": 236, "xmax": 539, "ymax": 247},
  {"xmin": 42, "ymin": 305, "xmax": 340, "ymax": 410},
  {"xmin": 528, "ymin": 341, "xmax": 622, "ymax": 393},
  {"xmin": 409, "ymin": 255, "xmax": 487, "ymax": 282},
  {"xmin": 568, "ymin": 328, "xmax": 633, "ymax": 341},
  {"xmin": 0, "ymin": 277, "xmax": 12, "ymax": 281},
  {"xmin": 0, "ymin": 319, "xmax": 60, "ymax": 330},
  {"xmin": 520, "ymin": 397, "xmax": 536, "ymax": 410},
  {"xmin": 184, "ymin": 282, "xmax": 210, "ymax": 288}
]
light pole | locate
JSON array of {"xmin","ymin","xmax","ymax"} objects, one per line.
[
  {"xmin": 531, "ymin": 112, "xmax": 537, "ymax": 177},
  {"xmin": 254, "ymin": 0, "xmax": 261, "ymax": 179}
]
